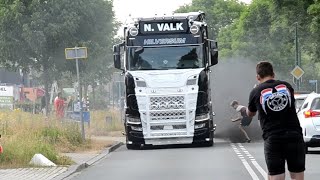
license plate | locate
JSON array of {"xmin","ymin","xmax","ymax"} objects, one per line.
[{"xmin": 164, "ymin": 125, "xmax": 173, "ymax": 130}]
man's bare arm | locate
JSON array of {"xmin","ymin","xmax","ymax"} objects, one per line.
[{"xmin": 246, "ymin": 108, "xmax": 256, "ymax": 117}]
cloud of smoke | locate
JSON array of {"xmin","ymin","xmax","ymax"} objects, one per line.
[{"xmin": 210, "ymin": 58, "xmax": 263, "ymax": 142}]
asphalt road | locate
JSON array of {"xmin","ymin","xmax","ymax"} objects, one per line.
[{"xmin": 69, "ymin": 139, "xmax": 320, "ymax": 180}]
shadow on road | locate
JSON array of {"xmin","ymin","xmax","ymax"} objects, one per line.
[{"xmin": 127, "ymin": 140, "xmax": 231, "ymax": 151}]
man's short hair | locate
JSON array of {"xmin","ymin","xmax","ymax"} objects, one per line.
[
  {"xmin": 256, "ymin": 61, "xmax": 274, "ymax": 79},
  {"xmin": 230, "ymin": 100, "xmax": 239, "ymax": 107}
]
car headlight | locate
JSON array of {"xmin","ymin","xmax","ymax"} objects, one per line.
[
  {"xmin": 195, "ymin": 113, "xmax": 210, "ymax": 122},
  {"xmin": 187, "ymin": 75, "xmax": 198, "ymax": 85},
  {"xmin": 127, "ymin": 117, "xmax": 141, "ymax": 124}
]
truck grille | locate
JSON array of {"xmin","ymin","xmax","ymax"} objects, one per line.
[
  {"xmin": 150, "ymin": 96, "xmax": 185, "ymax": 110},
  {"xmin": 150, "ymin": 111, "xmax": 186, "ymax": 121}
]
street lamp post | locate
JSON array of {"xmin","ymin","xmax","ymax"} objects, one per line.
[{"xmin": 294, "ymin": 22, "xmax": 301, "ymax": 91}]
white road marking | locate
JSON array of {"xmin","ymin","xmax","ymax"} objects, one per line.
[
  {"xmin": 241, "ymin": 159, "xmax": 260, "ymax": 180},
  {"xmin": 252, "ymin": 160, "xmax": 268, "ymax": 180},
  {"xmin": 236, "ymin": 143, "xmax": 268, "ymax": 180},
  {"xmin": 230, "ymin": 143, "xmax": 260, "ymax": 180}
]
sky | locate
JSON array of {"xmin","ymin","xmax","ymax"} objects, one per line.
[{"xmin": 113, "ymin": 0, "xmax": 252, "ymax": 26}]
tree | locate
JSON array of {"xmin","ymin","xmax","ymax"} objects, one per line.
[
  {"xmin": 175, "ymin": 0, "xmax": 246, "ymax": 38},
  {"xmin": 177, "ymin": 0, "xmax": 320, "ymax": 91},
  {"xmin": 0, "ymin": 0, "xmax": 118, "ymax": 114}
]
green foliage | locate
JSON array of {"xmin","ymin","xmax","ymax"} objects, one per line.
[
  {"xmin": 0, "ymin": 0, "xmax": 119, "ymax": 113},
  {"xmin": 176, "ymin": 0, "xmax": 246, "ymax": 38},
  {"xmin": 177, "ymin": 0, "xmax": 320, "ymax": 91}
]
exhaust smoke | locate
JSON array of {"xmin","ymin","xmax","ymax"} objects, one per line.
[{"xmin": 210, "ymin": 58, "xmax": 263, "ymax": 142}]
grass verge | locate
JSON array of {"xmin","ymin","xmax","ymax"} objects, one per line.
[{"xmin": 0, "ymin": 108, "xmax": 122, "ymax": 168}]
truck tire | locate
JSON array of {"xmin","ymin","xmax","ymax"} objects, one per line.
[
  {"xmin": 126, "ymin": 144, "xmax": 140, "ymax": 150},
  {"xmin": 203, "ymin": 131, "xmax": 214, "ymax": 147},
  {"xmin": 204, "ymin": 139, "xmax": 213, "ymax": 147}
]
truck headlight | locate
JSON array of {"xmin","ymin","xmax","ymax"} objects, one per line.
[
  {"xmin": 195, "ymin": 113, "xmax": 209, "ymax": 122},
  {"xmin": 135, "ymin": 77, "xmax": 147, "ymax": 87},
  {"xmin": 187, "ymin": 75, "xmax": 197, "ymax": 85},
  {"xmin": 127, "ymin": 117, "xmax": 141, "ymax": 124},
  {"xmin": 129, "ymin": 27, "xmax": 139, "ymax": 36},
  {"xmin": 136, "ymin": 80, "xmax": 147, "ymax": 87}
]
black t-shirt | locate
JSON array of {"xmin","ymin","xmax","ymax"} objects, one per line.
[{"xmin": 248, "ymin": 79, "xmax": 302, "ymax": 140}]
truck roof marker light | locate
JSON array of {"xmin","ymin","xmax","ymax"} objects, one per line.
[
  {"xmin": 129, "ymin": 27, "xmax": 138, "ymax": 36},
  {"xmin": 190, "ymin": 25, "xmax": 199, "ymax": 34}
]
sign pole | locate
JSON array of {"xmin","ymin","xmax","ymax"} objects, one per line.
[
  {"xmin": 75, "ymin": 47, "xmax": 85, "ymax": 140},
  {"xmin": 65, "ymin": 46, "xmax": 87, "ymax": 141}
]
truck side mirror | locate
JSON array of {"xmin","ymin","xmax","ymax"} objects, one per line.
[
  {"xmin": 208, "ymin": 40, "xmax": 218, "ymax": 66},
  {"xmin": 113, "ymin": 44, "xmax": 121, "ymax": 69}
]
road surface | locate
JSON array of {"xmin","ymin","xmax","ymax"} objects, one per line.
[{"xmin": 69, "ymin": 138, "xmax": 320, "ymax": 180}]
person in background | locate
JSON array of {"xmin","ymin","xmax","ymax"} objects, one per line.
[
  {"xmin": 54, "ymin": 92, "xmax": 65, "ymax": 119},
  {"xmin": 230, "ymin": 100, "xmax": 252, "ymax": 143}
]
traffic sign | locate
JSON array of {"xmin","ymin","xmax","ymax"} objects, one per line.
[
  {"xmin": 65, "ymin": 47, "xmax": 87, "ymax": 60},
  {"xmin": 309, "ymin": 80, "xmax": 317, "ymax": 84},
  {"xmin": 291, "ymin": 66, "xmax": 304, "ymax": 79}
]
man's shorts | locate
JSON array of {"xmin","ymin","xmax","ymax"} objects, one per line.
[
  {"xmin": 240, "ymin": 117, "xmax": 252, "ymax": 126},
  {"xmin": 264, "ymin": 135, "xmax": 305, "ymax": 175}
]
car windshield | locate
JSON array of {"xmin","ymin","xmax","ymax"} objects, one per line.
[
  {"xmin": 127, "ymin": 46, "xmax": 204, "ymax": 70},
  {"xmin": 311, "ymin": 98, "xmax": 320, "ymax": 110}
]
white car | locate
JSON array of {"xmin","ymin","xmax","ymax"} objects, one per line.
[{"xmin": 296, "ymin": 92, "xmax": 320, "ymax": 152}]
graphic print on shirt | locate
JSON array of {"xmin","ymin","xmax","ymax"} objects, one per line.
[{"xmin": 260, "ymin": 84, "xmax": 291, "ymax": 114}]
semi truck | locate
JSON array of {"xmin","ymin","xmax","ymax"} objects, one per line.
[{"xmin": 113, "ymin": 11, "xmax": 218, "ymax": 149}]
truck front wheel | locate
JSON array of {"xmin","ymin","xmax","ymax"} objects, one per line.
[{"xmin": 126, "ymin": 144, "xmax": 140, "ymax": 150}]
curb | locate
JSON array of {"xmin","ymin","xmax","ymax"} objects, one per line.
[{"xmin": 55, "ymin": 141, "xmax": 124, "ymax": 180}]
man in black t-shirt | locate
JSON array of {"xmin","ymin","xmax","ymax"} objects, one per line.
[{"xmin": 246, "ymin": 61, "xmax": 305, "ymax": 180}]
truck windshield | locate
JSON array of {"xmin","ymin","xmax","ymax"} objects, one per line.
[{"xmin": 127, "ymin": 46, "xmax": 204, "ymax": 70}]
